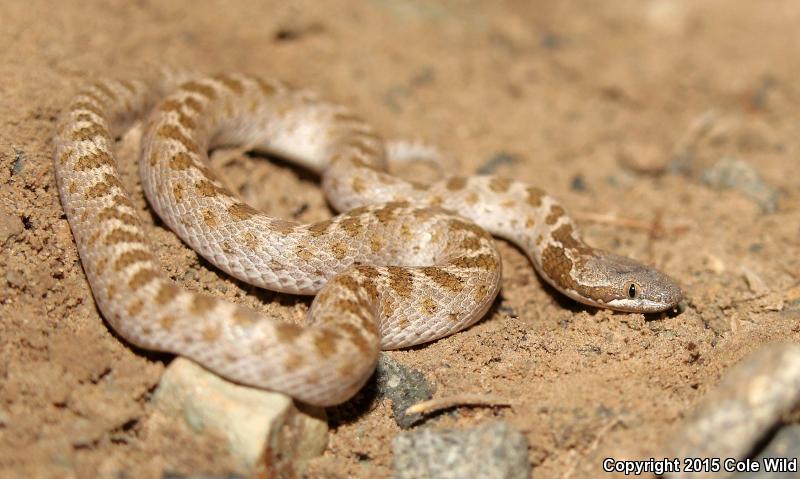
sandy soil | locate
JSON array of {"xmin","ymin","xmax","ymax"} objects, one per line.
[{"xmin": 1, "ymin": 0, "xmax": 799, "ymax": 477}]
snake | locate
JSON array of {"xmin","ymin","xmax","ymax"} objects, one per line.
[{"xmin": 53, "ymin": 72, "xmax": 683, "ymax": 406}]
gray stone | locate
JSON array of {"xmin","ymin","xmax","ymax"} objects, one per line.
[
  {"xmin": 665, "ymin": 344, "xmax": 800, "ymax": 479},
  {"xmin": 12, "ymin": 148, "xmax": 25, "ymax": 175},
  {"xmin": 733, "ymin": 425, "xmax": 800, "ymax": 479},
  {"xmin": 701, "ymin": 157, "xmax": 781, "ymax": 213},
  {"xmin": 374, "ymin": 354, "xmax": 433, "ymax": 428},
  {"xmin": 476, "ymin": 152, "xmax": 520, "ymax": 175},
  {"xmin": 152, "ymin": 358, "xmax": 328, "ymax": 478},
  {"xmin": 392, "ymin": 421, "xmax": 531, "ymax": 479}
]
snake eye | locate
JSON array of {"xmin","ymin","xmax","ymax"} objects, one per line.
[{"xmin": 626, "ymin": 282, "xmax": 639, "ymax": 299}]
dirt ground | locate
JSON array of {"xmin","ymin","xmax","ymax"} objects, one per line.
[{"xmin": 2, "ymin": 0, "xmax": 799, "ymax": 478}]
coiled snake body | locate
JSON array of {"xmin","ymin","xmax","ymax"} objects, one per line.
[{"xmin": 53, "ymin": 73, "xmax": 682, "ymax": 406}]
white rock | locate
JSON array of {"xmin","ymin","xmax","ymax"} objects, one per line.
[{"xmin": 152, "ymin": 358, "xmax": 328, "ymax": 477}]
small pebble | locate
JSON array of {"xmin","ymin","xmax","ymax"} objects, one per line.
[
  {"xmin": 0, "ymin": 209, "xmax": 24, "ymax": 245},
  {"xmin": 540, "ymin": 32, "xmax": 563, "ymax": 50},
  {"xmin": 748, "ymin": 76, "xmax": 777, "ymax": 112},
  {"xmin": 569, "ymin": 174, "xmax": 587, "ymax": 192},
  {"xmin": 5, "ymin": 268, "xmax": 26, "ymax": 289},
  {"xmin": 701, "ymin": 157, "xmax": 780, "ymax": 213},
  {"xmin": 374, "ymin": 354, "xmax": 433, "ymax": 428},
  {"xmin": 476, "ymin": 153, "xmax": 520, "ymax": 175},
  {"xmin": 577, "ymin": 344, "xmax": 602, "ymax": 356},
  {"xmin": 272, "ymin": 22, "xmax": 323, "ymax": 43},
  {"xmin": 741, "ymin": 266, "xmax": 769, "ymax": 295},
  {"xmin": 410, "ymin": 66, "xmax": 435, "ymax": 87},
  {"xmin": 497, "ymin": 304, "xmax": 518, "ymax": 317},
  {"xmin": 12, "ymin": 148, "xmax": 25, "ymax": 175},
  {"xmin": 665, "ymin": 344, "xmax": 800, "ymax": 479},
  {"xmin": 392, "ymin": 421, "xmax": 531, "ymax": 479},
  {"xmin": 617, "ymin": 141, "xmax": 669, "ymax": 176}
]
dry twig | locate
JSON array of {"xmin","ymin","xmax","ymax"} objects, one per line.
[{"xmin": 405, "ymin": 393, "xmax": 514, "ymax": 415}]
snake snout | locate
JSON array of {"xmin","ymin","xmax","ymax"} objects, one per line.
[
  {"xmin": 634, "ymin": 269, "xmax": 683, "ymax": 313},
  {"xmin": 656, "ymin": 276, "xmax": 684, "ymax": 310}
]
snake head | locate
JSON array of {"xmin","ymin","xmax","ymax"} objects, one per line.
[{"xmin": 574, "ymin": 251, "xmax": 683, "ymax": 313}]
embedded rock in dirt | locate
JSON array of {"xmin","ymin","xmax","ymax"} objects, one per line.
[{"xmin": 152, "ymin": 358, "xmax": 328, "ymax": 478}]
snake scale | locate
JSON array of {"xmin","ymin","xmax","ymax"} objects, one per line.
[{"xmin": 53, "ymin": 72, "xmax": 682, "ymax": 406}]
